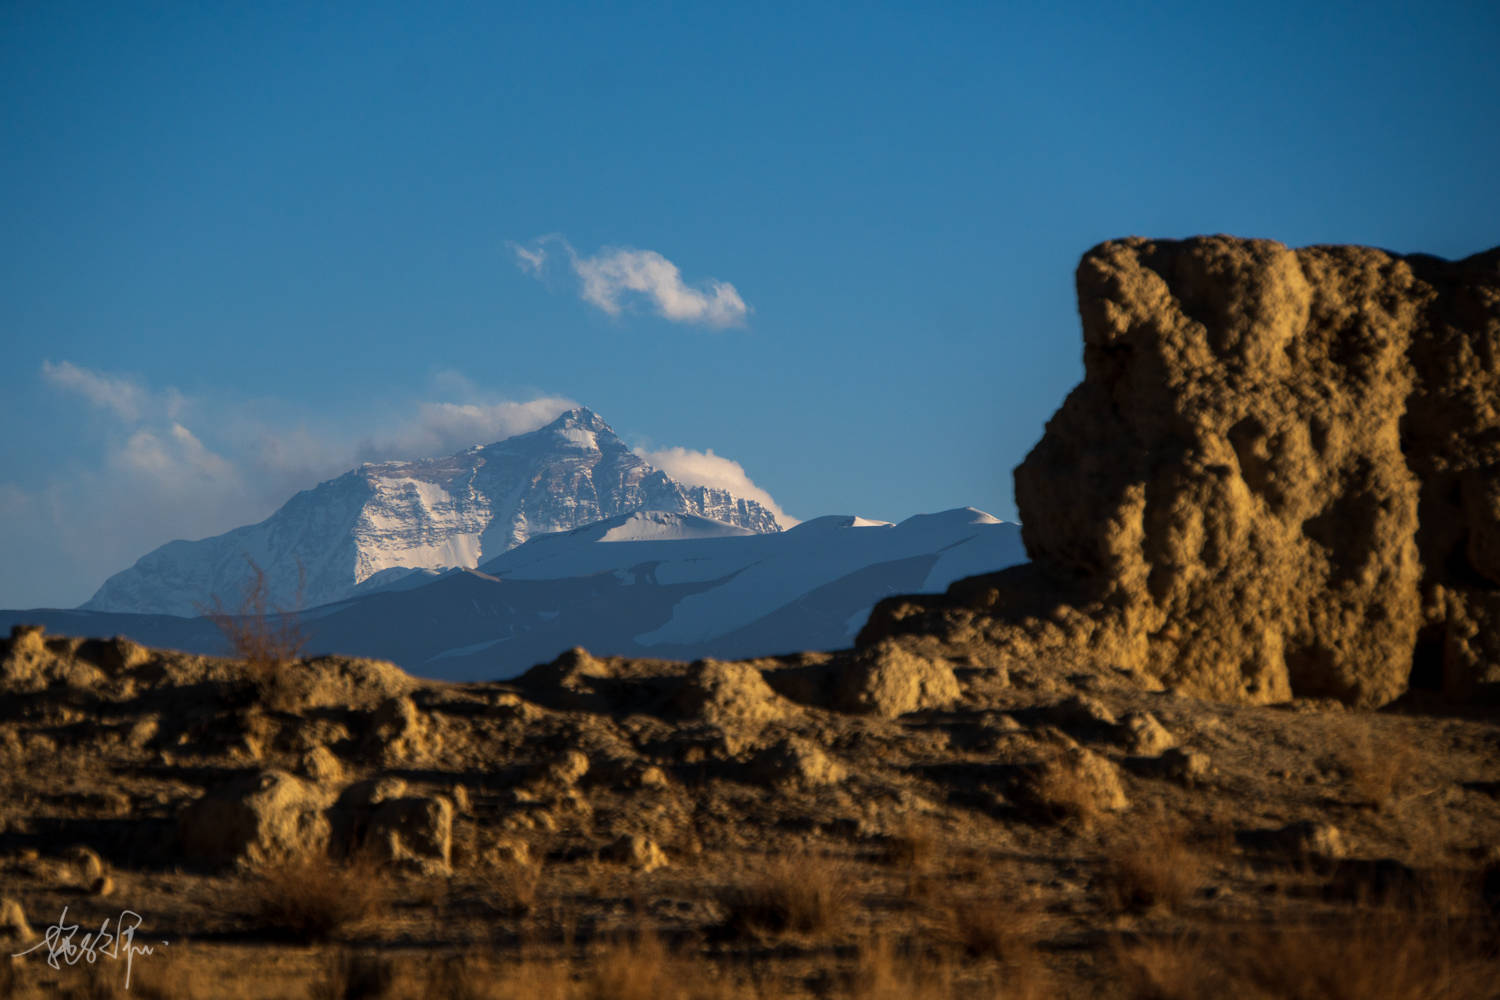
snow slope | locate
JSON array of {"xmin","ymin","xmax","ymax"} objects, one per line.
[
  {"xmin": 14, "ymin": 507, "xmax": 1027, "ymax": 682},
  {"xmin": 81, "ymin": 408, "xmax": 782, "ymax": 616}
]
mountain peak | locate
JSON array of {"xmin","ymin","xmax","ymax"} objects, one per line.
[
  {"xmin": 82, "ymin": 404, "xmax": 783, "ymax": 615},
  {"xmin": 542, "ymin": 406, "xmax": 613, "ymax": 435}
]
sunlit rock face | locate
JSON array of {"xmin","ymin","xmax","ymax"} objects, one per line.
[
  {"xmin": 83, "ymin": 408, "xmax": 782, "ymax": 616},
  {"xmin": 864, "ymin": 236, "xmax": 1500, "ymax": 706}
]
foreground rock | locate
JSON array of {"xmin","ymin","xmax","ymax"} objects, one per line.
[
  {"xmin": 178, "ymin": 770, "xmax": 333, "ymax": 870},
  {"xmin": 865, "ymin": 236, "xmax": 1500, "ymax": 706}
]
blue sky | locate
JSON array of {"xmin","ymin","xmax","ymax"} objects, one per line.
[{"xmin": 3, "ymin": 1, "xmax": 1497, "ymax": 608}]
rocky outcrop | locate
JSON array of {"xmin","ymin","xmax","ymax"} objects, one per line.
[
  {"xmin": 178, "ymin": 770, "xmax": 333, "ymax": 870},
  {"xmin": 864, "ymin": 236, "xmax": 1500, "ymax": 706},
  {"xmin": 835, "ymin": 641, "xmax": 960, "ymax": 717}
]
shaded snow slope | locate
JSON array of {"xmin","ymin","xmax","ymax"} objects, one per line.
[
  {"xmin": 18, "ymin": 508, "xmax": 1026, "ymax": 682},
  {"xmin": 82, "ymin": 408, "xmax": 782, "ymax": 616}
]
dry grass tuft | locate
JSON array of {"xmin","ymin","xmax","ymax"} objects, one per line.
[
  {"xmin": 1114, "ymin": 903, "xmax": 1496, "ymax": 1000},
  {"xmin": 1101, "ymin": 810, "xmax": 1208, "ymax": 913},
  {"xmin": 722, "ymin": 850, "xmax": 855, "ymax": 939},
  {"xmin": 583, "ymin": 933, "xmax": 675, "ymax": 1000},
  {"xmin": 1336, "ymin": 724, "xmax": 1419, "ymax": 810},
  {"xmin": 248, "ymin": 854, "xmax": 389, "ymax": 941},
  {"xmin": 849, "ymin": 938, "xmax": 952, "ymax": 1000},
  {"xmin": 943, "ymin": 891, "xmax": 1044, "ymax": 967}
]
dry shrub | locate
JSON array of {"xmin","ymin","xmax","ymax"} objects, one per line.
[
  {"xmin": 1026, "ymin": 750, "xmax": 1119, "ymax": 830},
  {"xmin": 204, "ymin": 558, "xmax": 307, "ymax": 713},
  {"xmin": 944, "ymin": 891, "xmax": 1045, "ymax": 969},
  {"xmin": 1102, "ymin": 811, "xmax": 1208, "ymax": 913},
  {"xmin": 722, "ymin": 849, "xmax": 854, "ymax": 939},
  {"xmin": 248, "ymin": 854, "xmax": 389, "ymax": 941},
  {"xmin": 1336, "ymin": 723, "xmax": 1419, "ymax": 810}
]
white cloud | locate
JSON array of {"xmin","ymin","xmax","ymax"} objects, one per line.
[
  {"xmin": 14, "ymin": 360, "xmax": 584, "ymax": 606},
  {"xmin": 635, "ymin": 445, "xmax": 797, "ymax": 528},
  {"xmin": 357, "ymin": 396, "xmax": 579, "ymax": 462},
  {"xmin": 41, "ymin": 360, "xmax": 145, "ymax": 421},
  {"xmin": 511, "ymin": 243, "xmax": 547, "ymax": 274},
  {"xmin": 512, "ymin": 236, "xmax": 750, "ymax": 328}
]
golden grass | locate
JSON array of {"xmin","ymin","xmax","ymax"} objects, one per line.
[
  {"xmin": 942, "ymin": 891, "xmax": 1044, "ymax": 965},
  {"xmin": 247, "ymin": 854, "xmax": 389, "ymax": 942},
  {"xmin": 721, "ymin": 849, "xmax": 855, "ymax": 939},
  {"xmin": 1101, "ymin": 810, "xmax": 1208, "ymax": 913},
  {"xmin": 1113, "ymin": 886, "xmax": 1496, "ymax": 1000},
  {"xmin": 1336, "ymin": 723, "xmax": 1419, "ymax": 810}
]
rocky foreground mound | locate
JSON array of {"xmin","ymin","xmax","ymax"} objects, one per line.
[
  {"xmin": 865, "ymin": 236, "xmax": 1500, "ymax": 707},
  {"xmin": 1, "ymin": 625, "xmax": 1497, "ymax": 997}
]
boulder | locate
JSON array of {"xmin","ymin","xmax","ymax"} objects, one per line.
[
  {"xmin": 1027, "ymin": 746, "xmax": 1130, "ymax": 821},
  {"xmin": 364, "ymin": 695, "xmax": 437, "ymax": 764},
  {"xmin": 674, "ymin": 659, "xmax": 790, "ymax": 728},
  {"xmin": 178, "ymin": 770, "xmax": 332, "ymax": 870},
  {"xmin": 837, "ymin": 641, "xmax": 959, "ymax": 718},
  {"xmin": 331, "ymin": 778, "xmax": 453, "ymax": 872},
  {"xmin": 751, "ymin": 737, "xmax": 846, "ymax": 787},
  {"xmin": 0, "ymin": 897, "xmax": 33, "ymax": 946},
  {"xmin": 365, "ymin": 795, "xmax": 453, "ymax": 872},
  {"xmin": 1118, "ymin": 712, "xmax": 1175, "ymax": 755},
  {"xmin": 864, "ymin": 237, "xmax": 1500, "ymax": 706},
  {"xmin": 601, "ymin": 834, "xmax": 668, "ymax": 872}
]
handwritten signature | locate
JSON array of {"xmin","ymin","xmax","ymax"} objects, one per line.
[{"xmin": 11, "ymin": 905, "xmax": 168, "ymax": 990}]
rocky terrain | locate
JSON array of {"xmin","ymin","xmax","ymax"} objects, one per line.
[
  {"xmin": 83, "ymin": 408, "xmax": 783, "ymax": 617},
  {"xmin": 2, "ymin": 236, "xmax": 1497, "ymax": 998}
]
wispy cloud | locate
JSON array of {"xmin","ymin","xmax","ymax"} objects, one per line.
[
  {"xmin": 41, "ymin": 360, "xmax": 146, "ymax": 421},
  {"xmin": 635, "ymin": 445, "xmax": 796, "ymax": 528},
  {"xmin": 356, "ymin": 397, "xmax": 579, "ymax": 462},
  {"xmin": 511, "ymin": 235, "xmax": 750, "ymax": 328},
  {"xmin": 8, "ymin": 361, "xmax": 581, "ymax": 606}
]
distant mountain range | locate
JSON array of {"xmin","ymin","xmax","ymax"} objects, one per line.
[
  {"xmin": 82, "ymin": 408, "xmax": 782, "ymax": 616},
  {"xmin": 3, "ymin": 407, "xmax": 1027, "ymax": 678},
  {"xmin": 3, "ymin": 508, "xmax": 1024, "ymax": 680}
]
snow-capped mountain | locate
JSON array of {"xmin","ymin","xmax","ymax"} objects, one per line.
[
  {"xmin": 9, "ymin": 507, "xmax": 1025, "ymax": 680},
  {"xmin": 82, "ymin": 408, "xmax": 782, "ymax": 616}
]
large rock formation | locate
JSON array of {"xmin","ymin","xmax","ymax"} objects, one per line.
[{"xmin": 864, "ymin": 236, "xmax": 1500, "ymax": 706}]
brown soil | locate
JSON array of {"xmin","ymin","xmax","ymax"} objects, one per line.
[{"xmin": 2, "ymin": 628, "xmax": 1496, "ymax": 998}]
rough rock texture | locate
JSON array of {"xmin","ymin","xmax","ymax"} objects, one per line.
[
  {"xmin": 864, "ymin": 236, "xmax": 1500, "ymax": 706},
  {"xmin": 836, "ymin": 641, "xmax": 960, "ymax": 718},
  {"xmin": 0, "ymin": 897, "xmax": 34, "ymax": 945},
  {"xmin": 177, "ymin": 770, "xmax": 333, "ymax": 870},
  {"xmin": 751, "ymin": 736, "xmax": 846, "ymax": 787}
]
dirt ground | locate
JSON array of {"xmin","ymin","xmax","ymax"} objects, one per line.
[{"xmin": 1, "ymin": 626, "xmax": 1497, "ymax": 998}]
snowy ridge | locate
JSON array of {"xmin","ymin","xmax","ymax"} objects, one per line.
[
  {"xmin": 82, "ymin": 408, "xmax": 783, "ymax": 616},
  {"xmin": 14, "ymin": 506, "xmax": 1026, "ymax": 681}
]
